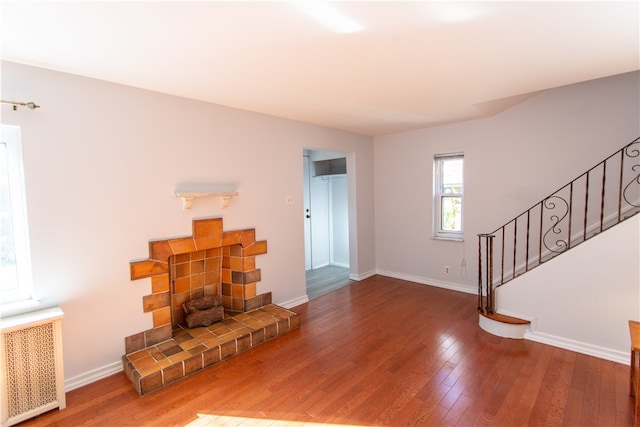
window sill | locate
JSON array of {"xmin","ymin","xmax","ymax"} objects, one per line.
[
  {"xmin": 432, "ymin": 235, "xmax": 464, "ymax": 242},
  {"xmin": 0, "ymin": 298, "xmax": 41, "ymax": 318}
]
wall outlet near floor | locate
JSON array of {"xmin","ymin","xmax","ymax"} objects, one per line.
[{"xmin": 444, "ymin": 265, "xmax": 450, "ymax": 274}]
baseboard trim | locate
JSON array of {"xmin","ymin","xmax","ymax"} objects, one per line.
[
  {"xmin": 524, "ymin": 330, "xmax": 629, "ymax": 365},
  {"xmin": 350, "ymin": 269, "xmax": 376, "ymax": 281},
  {"xmin": 65, "ymin": 360, "xmax": 123, "ymax": 392},
  {"xmin": 375, "ymin": 270, "xmax": 476, "ymax": 295},
  {"xmin": 279, "ymin": 295, "xmax": 309, "ymax": 309}
]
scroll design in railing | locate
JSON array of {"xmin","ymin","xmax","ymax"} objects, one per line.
[
  {"xmin": 478, "ymin": 137, "xmax": 639, "ymax": 316},
  {"xmin": 623, "ymin": 140, "xmax": 639, "ymax": 208},
  {"xmin": 542, "ymin": 195, "xmax": 570, "ymax": 255}
]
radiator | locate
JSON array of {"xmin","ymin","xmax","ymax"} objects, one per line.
[{"xmin": 1, "ymin": 307, "xmax": 65, "ymax": 427}]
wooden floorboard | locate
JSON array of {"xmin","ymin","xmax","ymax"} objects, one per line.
[{"xmin": 20, "ymin": 275, "xmax": 635, "ymax": 426}]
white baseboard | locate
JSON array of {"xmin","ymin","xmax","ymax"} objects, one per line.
[
  {"xmin": 330, "ymin": 261, "xmax": 350, "ymax": 269},
  {"xmin": 65, "ymin": 360, "xmax": 123, "ymax": 392},
  {"xmin": 278, "ymin": 295, "xmax": 309, "ymax": 309},
  {"xmin": 375, "ymin": 269, "xmax": 476, "ymax": 295},
  {"xmin": 350, "ymin": 269, "xmax": 376, "ymax": 281},
  {"xmin": 524, "ymin": 330, "xmax": 629, "ymax": 365}
]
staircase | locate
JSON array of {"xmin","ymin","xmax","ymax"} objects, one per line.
[{"xmin": 477, "ymin": 137, "xmax": 639, "ymax": 338}]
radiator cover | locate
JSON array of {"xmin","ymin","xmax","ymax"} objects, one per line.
[{"xmin": 1, "ymin": 307, "xmax": 65, "ymax": 427}]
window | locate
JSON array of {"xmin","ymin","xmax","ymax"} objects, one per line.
[
  {"xmin": 434, "ymin": 153, "xmax": 463, "ymax": 240},
  {"xmin": 1, "ymin": 125, "xmax": 33, "ymax": 304}
]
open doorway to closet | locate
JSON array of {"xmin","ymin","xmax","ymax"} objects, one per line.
[{"xmin": 303, "ymin": 149, "xmax": 353, "ymax": 300}]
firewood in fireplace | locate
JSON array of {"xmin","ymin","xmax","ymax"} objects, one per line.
[{"xmin": 182, "ymin": 295, "xmax": 224, "ymax": 328}]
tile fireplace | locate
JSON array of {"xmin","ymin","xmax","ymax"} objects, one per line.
[{"xmin": 123, "ymin": 217, "xmax": 299, "ymax": 395}]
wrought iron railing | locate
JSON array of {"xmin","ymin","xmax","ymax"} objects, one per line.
[{"xmin": 478, "ymin": 137, "xmax": 639, "ymax": 315}]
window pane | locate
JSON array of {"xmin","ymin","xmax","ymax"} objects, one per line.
[
  {"xmin": 441, "ymin": 158, "xmax": 463, "ymax": 194},
  {"xmin": 441, "ymin": 196, "xmax": 462, "ymax": 231},
  {"xmin": 0, "ymin": 142, "xmax": 18, "ymax": 291}
]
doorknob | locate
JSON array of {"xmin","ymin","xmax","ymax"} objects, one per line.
[{"xmin": 306, "ymin": 209, "xmax": 310, "ymax": 219}]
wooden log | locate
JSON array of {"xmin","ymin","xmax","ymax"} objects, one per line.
[{"xmin": 183, "ymin": 295, "xmax": 224, "ymax": 328}]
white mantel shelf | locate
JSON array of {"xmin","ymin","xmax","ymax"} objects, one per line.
[{"xmin": 175, "ymin": 192, "xmax": 239, "ymax": 211}]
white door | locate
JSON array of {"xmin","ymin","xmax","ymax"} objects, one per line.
[{"xmin": 303, "ymin": 156, "xmax": 312, "ymax": 270}]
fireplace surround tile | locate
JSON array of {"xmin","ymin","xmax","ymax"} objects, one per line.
[{"xmin": 125, "ymin": 217, "xmax": 298, "ymax": 395}]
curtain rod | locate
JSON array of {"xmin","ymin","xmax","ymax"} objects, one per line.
[{"xmin": 1, "ymin": 100, "xmax": 40, "ymax": 110}]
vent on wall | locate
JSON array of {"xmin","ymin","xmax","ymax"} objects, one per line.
[
  {"xmin": 313, "ymin": 157, "xmax": 347, "ymax": 176},
  {"xmin": 1, "ymin": 307, "xmax": 65, "ymax": 427}
]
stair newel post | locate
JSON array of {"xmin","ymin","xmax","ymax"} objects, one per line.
[{"xmin": 486, "ymin": 234, "xmax": 496, "ymax": 314}]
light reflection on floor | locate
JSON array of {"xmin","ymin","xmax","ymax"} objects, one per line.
[{"xmin": 185, "ymin": 414, "xmax": 362, "ymax": 427}]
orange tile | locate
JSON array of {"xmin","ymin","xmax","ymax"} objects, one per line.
[
  {"xmin": 221, "ymin": 283, "xmax": 231, "ymax": 296},
  {"xmin": 222, "ymin": 295, "xmax": 232, "ymax": 309},
  {"xmin": 130, "ymin": 260, "xmax": 168, "ymax": 280},
  {"xmin": 229, "ymin": 256, "xmax": 243, "ymax": 271},
  {"xmin": 193, "ymin": 218, "xmax": 223, "ymax": 250},
  {"xmin": 168, "ymin": 350, "xmax": 191, "ymax": 364},
  {"xmin": 243, "ymin": 240, "xmax": 267, "ymax": 256},
  {"xmin": 174, "ymin": 262, "xmax": 191, "ymax": 278},
  {"xmin": 191, "ymin": 273, "xmax": 205, "ymax": 288},
  {"xmin": 206, "ymin": 247, "xmax": 221, "ymax": 258},
  {"xmin": 221, "ymin": 269, "xmax": 231, "ymax": 284},
  {"xmin": 173, "ymin": 253, "xmax": 190, "ymax": 264},
  {"xmin": 174, "ymin": 277, "xmax": 190, "ymax": 293},
  {"xmin": 243, "ymin": 256, "xmax": 256, "ymax": 272},
  {"xmin": 168, "ymin": 237, "xmax": 196, "ymax": 255},
  {"xmin": 222, "ymin": 230, "xmax": 242, "ymax": 247},
  {"xmin": 221, "ymin": 256, "xmax": 230, "ymax": 269},
  {"xmin": 149, "ymin": 240, "xmax": 173, "ymax": 262},
  {"xmin": 173, "ymin": 292, "xmax": 189, "ymax": 308},
  {"xmin": 244, "ymin": 283, "xmax": 256, "ymax": 298},
  {"xmin": 204, "ymin": 271, "xmax": 220, "ymax": 286},
  {"xmin": 153, "ymin": 307, "xmax": 171, "ymax": 328},
  {"xmin": 229, "ymin": 244, "xmax": 242, "ymax": 257},
  {"xmin": 173, "ymin": 309, "xmax": 185, "ymax": 325},
  {"xmin": 151, "ymin": 275, "xmax": 170, "ymax": 293},
  {"xmin": 143, "ymin": 292, "xmax": 170, "ymax": 313},
  {"xmin": 205, "ymin": 258, "xmax": 220, "ymax": 272},
  {"xmin": 232, "ymin": 284, "xmax": 243, "ymax": 298},
  {"xmin": 191, "ymin": 250, "xmax": 205, "ymax": 261},
  {"xmin": 127, "ymin": 349, "xmax": 150, "ymax": 362},
  {"xmin": 239, "ymin": 229, "xmax": 256, "ymax": 247},
  {"xmin": 191, "ymin": 259, "xmax": 205, "ymax": 274}
]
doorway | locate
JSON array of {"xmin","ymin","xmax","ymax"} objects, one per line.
[{"xmin": 303, "ymin": 149, "xmax": 353, "ymax": 299}]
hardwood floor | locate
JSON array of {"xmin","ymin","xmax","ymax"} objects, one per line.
[
  {"xmin": 306, "ymin": 265, "xmax": 353, "ymax": 300},
  {"xmin": 22, "ymin": 275, "xmax": 634, "ymax": 426}
]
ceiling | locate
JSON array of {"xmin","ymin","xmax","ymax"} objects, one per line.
[{"xmin": 1, "ymin": 1, "xmax": 638, "ymax": 136}]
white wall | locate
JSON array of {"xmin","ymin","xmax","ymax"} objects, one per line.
[
  {"xmin": 374, "ymin": 71, "xmax": 639, "ymax": 290},
  {"xmin": 498, "ymin": 215, "xmax": 639, "ymax": 363},
  {"xmin": 373, "ymin": 71, "xmax": 639, "ymax": 359},
  {"xmin": 329, "ymin": 177, "xmax": 349, "ymax": 267},
  {"xmin": 0, "ymin": 61, "xmax": 375, "ymax": 386}
]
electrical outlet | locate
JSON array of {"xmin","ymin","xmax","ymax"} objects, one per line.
[
  {"xmin": 285, "ymin": 195, "xmax": 295, "ymax": 206},
  {"xmin": 444, "ymin": 265, "xmax": 450, "ymax": 274}
]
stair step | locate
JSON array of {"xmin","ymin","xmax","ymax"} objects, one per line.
[
  {"xmin": 478, "ymin": 312, "xmax": 530, "ymax": 339},
  {"xmin": 480, "ymin": 312, "xmax": 530, "ymax": 325}
]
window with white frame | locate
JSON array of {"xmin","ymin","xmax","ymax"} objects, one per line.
[
  {"xmin": 434, "ymin": 153, "xmax": 464, "ymax": 240},
  {"xmin": 1, "ymin": 124, "xmax": 33, "ymax": 304}
]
